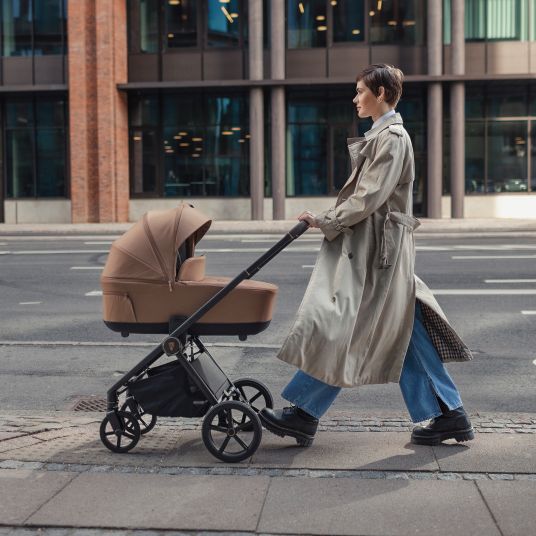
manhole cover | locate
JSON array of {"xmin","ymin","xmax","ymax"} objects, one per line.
[{"xmin": 71, "ymin": 396, "xmax": 107, "ymax": 412}]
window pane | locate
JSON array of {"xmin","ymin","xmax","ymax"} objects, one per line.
[
  {"xmin": 207, "ymin": 0, "xmax": 241, "ymax": 48},
  {"xmin": 288, "ymin": 98, "xmax": 326, "ymax": 123},
  {"xmin": 6, "ymin": 129, "xmax": 34, "ymax": 197},
  {"xmin": 205, "ymin": 95, "xmax": 247, "ymax": 128},
  {"xmin": 531, "ymin": 122, "xmax": 536, "ymax": 191},
  {"xmin": 36, "ymin": 127, "xmax": 65, "ymax": 196},
  {"xmin": 36, "ymin": 98, "xmax": 65, "ymax": 127},
  {"xmin": 286, "ymin": 124, "xmax": 327, "ymax": 195},
  {"xmin": 488, "ymin": 84, "xmax": 528, "ymax": 117},
  {"xmin": 465, "ymin": 122, "xmax": 485, "ymax": 193},
  {"xmin": 333, "ymin": 0, "xmax": 365, "ymax": 42},
  {"xmin": 165, "ymin": 0, "xmax": 197, "ymax": 48},
  {"xmin": 128, "ymin": 0, "xmax": 159, "ymax": 53},
  {"xmin": 6, "ymin": 101, "xmax": 34, "ymax": 127},
  {"xmin": 287, "ymin": 0, "xmax": 326, "ymax": 48},
  {"xmin": 130, "ymin": 95, "xmax": 159, "ymax": 127},
  {"xmin": 466, "ymin": 0, "xmax": 524, "ymax": 41},
  {"xmin": 162, "ymin": 94, "xmax": 203, "ymax": 127},
  {"xmin": 332, "ymin": 125, "xmax": 352, "ymax": 191},
  {"xmin": 487, "ymin": 121, "xmax": 528, "ymax": 193},
  {"xmin": 369, "ymin": 0, "xmax": 425, "ymax": 45},
  {"xmin": 2, "ymin": 0, "xmax": 33, "ymax": 56},
  {"xmin": 131, "ymin": 130, "xmax": 157, "ymax": 194},
  {"xmin": 34, "ymin": 0, "xmax": 64, "ymax": 55}
]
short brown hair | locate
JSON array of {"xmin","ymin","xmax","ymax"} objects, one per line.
[{"xmin": 356, "ymin": 64, "xmax": 404, "ymax": 107}]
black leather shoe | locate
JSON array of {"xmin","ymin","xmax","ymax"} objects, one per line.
[
  {"xmin": 411, "ymin": 406, "xmax": 474, "ymax": 446},
  {"xmin": 259, "ymin": 406, "xmax": 318, "ymax": 446}
]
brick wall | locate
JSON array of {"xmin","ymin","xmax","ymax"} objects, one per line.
[{"xmin": 68, "ymin": 0, "xmax": 129, "ymax": 223}]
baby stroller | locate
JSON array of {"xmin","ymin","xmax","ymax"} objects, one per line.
[{"xmin": 99, "ymin": 203, "xmax": 309, "ymax": 462}]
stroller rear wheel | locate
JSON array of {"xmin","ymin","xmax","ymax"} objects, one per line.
[
  {"xmin": 202, "ymin": 400, "xmax": 262, "ymax": 463},
  {"xmin": 100, "ymin": 410, "xmax": 141, "ymax": 453}
]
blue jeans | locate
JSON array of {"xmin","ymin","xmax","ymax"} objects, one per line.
[{"xmin": 281, "ymin": 301, "xmax": 463, "ymax": 422}]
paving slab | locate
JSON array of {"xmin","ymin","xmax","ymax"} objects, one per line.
[
  {"xmin": 0, "ymin": 469, "xmax": 76, "ymax": 525},
  {"xmin": 433, "ymin": 434, "xmax": 536, "ymax": 473},
  {"xmin": 27, "ymin": 472, "xmax": 270, "ymax": 532},
  {"xmin": 250, "ymin": 432, "xmax": 439, "ymax": 471},
  {"xmin": 476, "ymin": 480, "xmax": 536, "ymax": 536},
  {"xmin": 258, "ymin": 477, "xmax": 500, "ymax": 536}
]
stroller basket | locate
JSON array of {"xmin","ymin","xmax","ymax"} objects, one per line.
[{"xmin": 128, "ymin": 361, "xmax": 209, "ymax": 418}]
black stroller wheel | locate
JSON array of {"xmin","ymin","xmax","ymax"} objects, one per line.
[
  {"xmin": 100, "ymin": 410, "xmax": 141, "ymax": 453},
  {"xmin": 232, "ymin": 378, "xmax": 274, "ymax": 411},
  {"xmin": 202, "ymin": 400, "xmax": 262, "ymax": 463},
  {"xmin": 121, "ymin": 399, "xmax": 157, "ymax": 435}
]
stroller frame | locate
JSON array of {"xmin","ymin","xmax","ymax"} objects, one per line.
[{"xmin": 100, "ymin": 221, "xmax": 310, "ymax": 462}]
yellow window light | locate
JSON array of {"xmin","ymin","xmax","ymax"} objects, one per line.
[
  {"xmin": 330, "ymin": 0, "xmax": 337, "ymax": 5},
  {"xmin": 222, "ymin": 130, "xmax": 234, "ymax": 135},
  {"xmin": 221, "ymin": 6, "xmax": 234, "ymax": 23},
  {"xmin": 317, "ymin": 25, "xmax": 327, "ymax": 31},
  {"xmin": 179, "ymin": 142, "xmax": 190, "ymax": 147},
  {"xmin": 402, "ymin": 20, "xmax": 416, "ymax": 26},
  {"xmin": 231, "ymin": 13, "xmax": 239, "ymax": 18},
  {"xmin": 377, "ymin": 0, "xmax": 382, "ymax": 10},
  {"xmin": 231, "ymin": 126, "xmax": 241, "ymax": 131},
  {"xmin": 192, "ymin": 137, "xmax": 203, "ymax": 141},
  {"xmin": 179, "ymin": 131, "xmax": 188, "ymax": 136},
  {"xmin": 219, "ymin": 0, "xmax": 230, "ymax": 3},
  {"xmin": 238, "ymin": 139, "xmax": 246, "ymax": 143},
  {"xmin": 168, "ymin": 33, "xmax": 174, "ymax": 38},
  {"xmin": 195, "ymin": 147, "xmax": 203, "ymax": 151},
  {"xmin": 369, "ymin": 10, "xmax": 375, "ymax": 16},
  {"xmin": 133, "ymin": 136, "xmax": 142, "ymax": 141},
  {"xmin": 387, "ymin": 20, "xmax": 397, "ymax": 26},
  {"xmin": 352, "ymin": 29, "xmax": 361, "ymax": 35},
  {"xmin": 169, "ymin": 0, "xmax": 180, "ymax": 4},
  {"xmin": 192, "ymin": 154, "xmax": 200, "ymax": 158},
  {"xmin": 173, "ymin": 135, "xmax": 182, "ymax": 140},
  {"xmin": 298, "ymin": 2, "xmax": 305, "ymax": 14},
  {"xmin": 316, "ymin": 15, "xmax": 326, "ymax": 21},
  {"xmin": 245, "ymin": 134, "xmax": 251, "ymax": 138}
]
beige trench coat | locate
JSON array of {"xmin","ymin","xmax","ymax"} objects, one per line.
[{"xmin": 277, "ymin": 113, "xmax": 472, "ymax": 387}]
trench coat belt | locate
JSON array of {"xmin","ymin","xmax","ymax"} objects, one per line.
[{"xmin": 380, "ymin": 211, "xmax": 421, "ymax": 269}]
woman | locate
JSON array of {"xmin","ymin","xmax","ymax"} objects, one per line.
[{"xmin": 259, "ymin": 64, "xmax": 474, "ymax": 447}]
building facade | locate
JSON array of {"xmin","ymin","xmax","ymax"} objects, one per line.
[{"xmin": 0, "ymin": 0, "xmax": 535, "ymax": 223}]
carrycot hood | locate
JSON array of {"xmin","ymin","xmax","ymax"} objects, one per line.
[{"xmin": 101, "ymin": 203, "xmax": 212, "ymax": 284}]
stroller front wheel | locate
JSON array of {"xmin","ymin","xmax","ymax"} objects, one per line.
[
  {"xmin": 100, "ymin": 410, "xmax": 141, "ymax": 453},
  {"xmin": 202, "ymin": 400, "xmax": 262, "ymax": 463}
]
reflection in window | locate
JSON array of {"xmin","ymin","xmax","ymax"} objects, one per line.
[
  {"xmin": 165, "ymin": 0, "xmax": 197, "ymax": 49},
  {"xmin": 2, "ymin": 0, "xmax": 66, "ymax": 56},
  {"xmin": 488, "ymin": 121, "xmax": 527, "ymax": 193},
  {"xmin": 531, "ymin": 123, "xmax": 536, "ymax": 191},
  {"xmin": 287, "ymin": 0, "xmax": 326, "ymax": 49},
  {"xmin": 465, "ymin": 122, "xmax": 485, "ymax": 193},
  {"xmin": 5, "ymin": 97, "xmax": 67, "ymax": 198},
  {"xmin": 333, "ymin": 0, "xmax": 365, "ymax": 43},
  {"xmin": 487, "ymin": 84, "xmax": 528, "ymax": 117},
  {"xmin": 129, "ymin": 93, "xmax": 250, "ymax": 197},
  {"xmin": 207, "ymin": 0, "xmax": 242, "ymax": 48},
  {"xmin": 444, "ymin": 0, "xmax": 529, "ymax": 43},
  {"xmin": 128, "ymin": 0, "xmax": 159, "ymax": 53},
  {"xmin": 368, "ymin": 0, "xmax": 425, "ymax": 45}
]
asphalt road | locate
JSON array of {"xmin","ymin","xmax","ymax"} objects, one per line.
[{"xmin": 0, "ymin": 231, "xmax": 535, "ymax": 415}]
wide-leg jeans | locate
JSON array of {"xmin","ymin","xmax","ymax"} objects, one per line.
[{"xmin": 280, "ymin": 301, "xmax": 463, "ymax": 422}]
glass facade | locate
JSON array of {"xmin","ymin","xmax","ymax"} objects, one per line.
[
  {"xmin": 4, "ymin": 96, "xmax": 67, "ymax": 198},
  {"xmin": 129, "ymin": 93, "xmax": 250, "ymax": 197},
  {"xmin": 1, "ymin": 0, "xmax": 66, "ymax": 56},
  {"xmin": 444, "ymin": 82, "xmax": 536, "ymax": 195},
  {"xmin": 368, "ymin": 0, "xmax": 426, "ymax": 45},
  {"xmin": 444, "ymin": 0, "xmax": 535, "ymax": 43},
  {"xmin": 333, "ymin": 0, "xmax": 365, "ymax": 43}
]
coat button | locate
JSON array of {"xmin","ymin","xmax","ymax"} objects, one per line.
[{"xmin": 348, "ymin": 252, "xmax": 354, "ymax": 259}]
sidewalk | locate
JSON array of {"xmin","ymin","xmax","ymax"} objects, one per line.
[
  {"xmin": 1, "ymin": 410, "xmax": 535, "ymax": 535},
  {"xmin": 1, "ymin": 217, "xmax": 536, "ymax": 237}
]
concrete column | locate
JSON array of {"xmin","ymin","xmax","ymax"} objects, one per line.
[
  {"xmin": 68, "ymin": 0, "xmax": 129, "ymax": 223},
  {"xmin": 270, "ymin": 0, "xmax": 286, "ymax": 220},
  {"xmin": 426, "ymin": 0, "xmax": 443, "ymax": 219},
  {"xmin": 249, "ymin": 0, "xmax": 264, "ymax": 220},
  {"xmin": 450, "ymin": 0, "xmax": 465, "ymax": 218}
]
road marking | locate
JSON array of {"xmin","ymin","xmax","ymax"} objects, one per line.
[
  {"xmin": 485, "ymin": 279, "xmax": 536, "ymax": 284},
  {"xmin": 522, "ymin": 311, "xmax": 536, "ymax": 315},
  {"xmin": 85, "ymin": 290, "xmax": 103, "ymax": 296},
  {"xmin": 198, "ymin": 247, "xmax": 320, "ymax": 253},
  {"xmin": 0, "ymin": 249, "xmax": 109, "ymax": 255},
  {"xmin": 241, "ymin": 238, "xmax": 321, "ymax": 243},
  {"xmin": 302, "ymin": 265, "xmax": 314, "ymax": 269},
  {"xmin": 71, "ymin": 266, "xmax": 104, "ymax": 270},
  {"xmin": 432, "ymin": 289, "xmax": 536, "ymax": 295},
  {"xmin": 418, "ymin": 245, "xmax": 536, "ymax": 251},
  {"xmin": 84, "ymin": 241, "xmax": 113, "ymax": 245},
  {"xmin": 0, "ymin": 340, "xmax": 280, "ymax": 349},
  {"xmin": 452, "ymin": 255, "xmax": 536, "ymax": 260},
  {"xmin": 19, "ymin": 302, "xmax": 42, "ymax": 305}
]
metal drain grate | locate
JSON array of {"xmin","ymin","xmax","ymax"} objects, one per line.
[{"xmin": 71, "ymin": 396, "xmax": 107, "ymax": 412}]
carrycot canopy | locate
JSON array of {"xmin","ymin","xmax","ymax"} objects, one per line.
[{"xmin": 102, "ymin": 203, "xmax": 212, "ymax": 286}]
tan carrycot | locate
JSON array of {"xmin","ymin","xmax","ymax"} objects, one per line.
[{"xmin": 101, "ymin": 203, "xmax": 278, "ymax": 337}]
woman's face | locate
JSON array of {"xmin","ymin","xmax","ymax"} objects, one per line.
[{"xmin": 352, "ymin": 80, "xmax": 387, "ymax": 121}]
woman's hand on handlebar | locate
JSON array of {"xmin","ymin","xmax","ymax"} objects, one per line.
[{"xmin": 297, "ymin": 210, "xmax": 319, "ymax": 228}]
